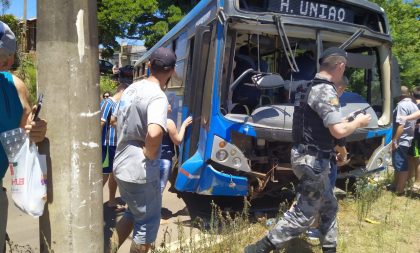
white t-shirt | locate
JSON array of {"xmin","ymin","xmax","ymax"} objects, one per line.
[{"xmin": 113, "ymin": 79, "xmax": 168, "ymax": 184}]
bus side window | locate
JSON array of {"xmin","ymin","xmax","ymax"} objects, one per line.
[{"xmin": 167, "ymin": 32, "xmax": 188, "ymax": 89}]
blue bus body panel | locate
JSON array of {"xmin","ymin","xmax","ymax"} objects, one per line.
[
  {"xmin": 197, "ymin": 165, "xmax": 248, "ymax": 196},
  {"xmin": 366, "ymin": 128, "xmax": 393, "ymax": 144},
  {"xmin": 175, "ymin": 151, "xmax": 205, "ymax": 192}
]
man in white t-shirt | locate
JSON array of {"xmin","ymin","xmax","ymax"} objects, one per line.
[{"xmin": 108, "ymin": 47, "xmax": 176, "ymax": 253}]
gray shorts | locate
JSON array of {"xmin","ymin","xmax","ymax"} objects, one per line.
[{"xmin": 116, "ymin": 178, "xmax": 161, "ymax": 245}]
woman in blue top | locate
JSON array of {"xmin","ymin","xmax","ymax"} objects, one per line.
[
  {"xmin": 0, "ymin": 21, "xmax": 47, "ymax": 252},
  {"xmin": 160, "ymin": 105, "xmax": 192, "ymax": 194}
]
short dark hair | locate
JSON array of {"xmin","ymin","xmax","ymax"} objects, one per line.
[
  {"xmin": 412, "ymin": 86, "xmax": 420, "ymax": 99},
  {"xmin": 320, "ymin": 56, "xmax": 347, "ymax": 71}
]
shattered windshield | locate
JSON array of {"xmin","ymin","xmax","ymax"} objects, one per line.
[{"xmin": 220, "ymin": 29, "xmax": 383, "ymax": 122}]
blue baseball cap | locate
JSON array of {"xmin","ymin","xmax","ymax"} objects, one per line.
[
  {"xmin": 150, "ymin": 47, "xmax": 177, "ymax": 70},
  {"xmin": 0, "ymin": 21, "xmax": 16, "ymax": 55}
]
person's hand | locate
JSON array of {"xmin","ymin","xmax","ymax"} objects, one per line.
[
  {"xmin": 355, "ymin": 113, "xmax": 371, "ymax": 128},
  {"xmin": 336, "ymin": 152, "xmax": 348, "ymax": 167},
  {"xmin": 25, "ymin": 105, "xmax": 47, "ymax": 143},
  {"xmin": 182, "ymin": 116, "xmax": 193, "ymax": 128},
  {"xmin": 391, "ymin": 140, "xmax": 398, "ymax": 151}
]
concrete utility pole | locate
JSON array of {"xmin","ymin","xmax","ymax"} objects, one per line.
[
  {"xmin": 37, "ymin": 1, "xmax": 103, "ymax": 252},
  {"xmin": 22, "ymin": 0, "xmax": 27, "ymax": 53}
]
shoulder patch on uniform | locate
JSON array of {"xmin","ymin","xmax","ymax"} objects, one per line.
[{"xmin": 329, "ymin": 97, "xmax": 339, "ymax": 106}]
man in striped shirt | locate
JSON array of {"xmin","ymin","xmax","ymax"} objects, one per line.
[{"xmin": 101, "ymin": 84, "xmax": 127, "ymax": 210}]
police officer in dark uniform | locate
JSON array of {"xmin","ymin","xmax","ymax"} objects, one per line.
[{"xmin": 244, "ymin": 47, "xmax": 371, "ymax": 253}]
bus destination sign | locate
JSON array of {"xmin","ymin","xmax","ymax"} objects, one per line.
[{"xmin": 267, "ymin": 0, "xmax": 355, "ymax": 23}]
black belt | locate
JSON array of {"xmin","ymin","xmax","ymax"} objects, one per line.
[{"xmin": 295, "ymin": 144, "xmax": 333, "ymax": 159}]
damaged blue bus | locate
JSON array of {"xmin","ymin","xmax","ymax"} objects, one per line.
[{"xmin": 134, "ymin": 0, "xmax": 399, "ymax": 209}]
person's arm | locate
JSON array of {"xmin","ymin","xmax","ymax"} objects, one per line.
[
  {"xmin": 328, "ymin": 114, "xmax": 371, "ymax": 139},
  {"xmin": 100, "ymin": 100, "xmax": 111, "ymax": 127},
  {"xmin": 392, "ymin": 103, "xmax": 410, "ymax": 150},
  {"xmin": 401, "ymin": 110, "xmax": 420, "ymax": 122},
  {"xmin": 392, "ymin": 124, "xmax": 404, "ymax": 151},
  {"xmin": 168, "ymin": 117, "xmax": 193, "ymax": 145},
  {"xmin": 110, "ymin": 101, "xmax": 119, "ymax": 127},
  {"xmin": 14, "ymin": 75, "xmax": 47, "ymax": 143},
  {"xmin": 143, "ymin": 95, "xmax": 168, "ymax": 160},
  {"xmin": 308, "ymin": 84, "xmax": 371, "ymax": 140},
  {"xmin": 334, "ymin": 145, "xmax": 348, "ymax": 166},
  {"xmin": 110, "ymin": 116, "xmax": 117, "ymax": 127},
  {"xmin": 144, "ymin": 124, "xmax": 165, "ymax": 160}
]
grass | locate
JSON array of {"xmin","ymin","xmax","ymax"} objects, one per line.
[
  {"xmin": 338, "ymin": 189, "xmax": 420, "ymax": 253},
  {"xmin": 150, "ymin": 175, "xmax": 420, "ymax": 253},
  {"xmin": 6, "ymin": 175, "xmax": 419, "ymax": 253}
]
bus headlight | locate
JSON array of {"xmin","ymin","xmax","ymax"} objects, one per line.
[
  {"xmin": 216, "ymin": 150, "xmax": 228, "ymax": 161},
  {"xmin": 232, "ymin": 157, "xmax": 241, "ymax": 167},
  {"xmin": 211, "ymin": 135, "xmax": 251, "ymax": 173}
]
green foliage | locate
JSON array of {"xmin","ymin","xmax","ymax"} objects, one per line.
[
  {"xmin": 99, "ymin": 76, "xmax": 118, "ymax": 95},
  {"xmin": 0, "ymin": 14, "xmax": 19, "ymax": 38},
  {"xmin": 14, "ymin": 53, "xmax": 37, "ymax": 105},
  {"xmin": 354, "ymin": 177, "xmax": 382, "ymax": 222},
  {"xmin": 97, "ymin": 0, "xmax": 198, "ymax": 57},
  {"xmin": 370, "ymin": 0, "xmax": 420, "ymax": 87}
]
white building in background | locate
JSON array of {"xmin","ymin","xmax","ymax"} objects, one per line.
[
  {"xmin": 102, "ymin": 45, "xmax": 147, "ymax": 68},
  {"xmin": 119, "ymin": 45, "xmax": 147, "ymax": 67}
]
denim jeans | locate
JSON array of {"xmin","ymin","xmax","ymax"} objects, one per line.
[{"xmin": 159, "ymin": 159, "xmax": 172, "ymax": 194}]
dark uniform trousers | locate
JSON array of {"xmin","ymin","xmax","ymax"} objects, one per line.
[{"xmin": 267, "ymin": 147, "xmax": 338, "ymax": 249}]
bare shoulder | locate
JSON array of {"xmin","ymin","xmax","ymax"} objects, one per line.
[
  {"xmin": 12, "ymin": 75, "xmax": 29, "ymax": 96},
  {"xmin": 12, "ymin": 74, "xmax": 31, "ymax": 112},
  {"xmin": 167, "ymin": 119, "xmax": 176, "ymax": 130}
]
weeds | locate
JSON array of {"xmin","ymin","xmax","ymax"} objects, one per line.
[
  {"xmin": 354, "ymin": 176, "xmax": 382, "ymax": 222},
  {"xmin": 150, "ymin": 174, "xmax": 418, "ymax": 253},
  {"xmin": 14, "ymin": 53, "xmax": 37, "ymax": 105}
]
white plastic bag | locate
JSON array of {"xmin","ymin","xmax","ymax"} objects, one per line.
[{"xmin": 1, "ymin": 128, "xmax": 47, "ymax": 217}]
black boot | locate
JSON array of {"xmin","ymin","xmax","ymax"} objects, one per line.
[
  {"xmin": 244, "ymin": 236, "xmax": 276, "ymax": 253},
  {"xmin": 322, "ymin": 247, "xmax": 337, "ymax": 253}
]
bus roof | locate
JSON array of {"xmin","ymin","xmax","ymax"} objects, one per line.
[
  {"xmin": 343, "ymin": 0, "xmax": 385, "ymax": 14},
  {"xmin": 136, "ymin": 0, "xmax": 387, "ymax": 67}
]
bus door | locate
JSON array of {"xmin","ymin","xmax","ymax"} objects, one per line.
[{"xmin": 182, "ymin": 25, "xmax": 213, "ymax": 162}]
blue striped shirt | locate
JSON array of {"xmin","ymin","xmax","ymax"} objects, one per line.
[{"xmin": 100, "ymin": 98, "xmax": 118, "ymax": 146}]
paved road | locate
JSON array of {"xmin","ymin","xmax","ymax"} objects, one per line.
[{"xmin": 3, "ymin": 171, "xmax": 195, "ymax": 252}]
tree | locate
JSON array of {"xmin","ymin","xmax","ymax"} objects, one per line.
[
  {"xmin": 370, "ymin": 0, "xmax": 420, "ymax": 87},
  {"xmin": 97, "ymin": 0, "xmax": 198, "ymax": 58},
  {"xmin": 0, "ymin": 0, "xmax": 10, "ymax": 15},
  {"xmin": 0, "ymin": 14, "xmax": 20, "ymax": 38}
]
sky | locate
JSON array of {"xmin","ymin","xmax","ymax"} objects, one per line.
[
  {"xmin": 4, "ymin": 0, "xmax": 415, "ymax": 19},
  {"xmin": 5, "ymin": 0, "xmax": 37, "ymax": 19},
  {"xmin": 4, "ymin": 0, "xmax": 143, "ymax": 46}
]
